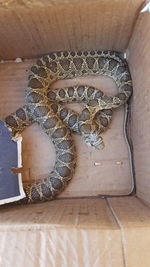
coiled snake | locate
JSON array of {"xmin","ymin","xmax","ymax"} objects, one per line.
[{"xmin": 4, "ymin": 51, "xmax": 132, "ymax": 204}]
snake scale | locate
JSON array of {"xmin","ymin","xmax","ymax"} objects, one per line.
[{"xmin": 4, "ymin": 50, "xmax": 132, "ymax": 204}]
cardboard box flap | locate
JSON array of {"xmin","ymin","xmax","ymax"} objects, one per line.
[
  {"xmin": 128, "ymin": 9, "xmax": 150, "ymax": 205},
  {"xmin": 0, "ymin": 198, "xmax": 118, "ymax": 230},
  {"xmin": 0, "ymin": 0, "xmax": 144, "ymax": 59},
  {"xmin": 109, "ymin": 197, "xmax": 150, "ymax": 267}
]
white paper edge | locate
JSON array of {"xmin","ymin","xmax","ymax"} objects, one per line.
[
  {"xmin": 16, "ymin": 136, "xmax": 26, "ymax": 199},
  {"xmin": 141, "ymin": 1, "xmax": 150, "ymax": 13},
  {"xmin": 0, "ymin": 134, "xmax": 26, "ymax": 205},
  {"xmin": 0, "ymin": 192, "xmax": 25, "ymax": 205}
]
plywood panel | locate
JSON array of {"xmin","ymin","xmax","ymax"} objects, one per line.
[
  {"xmin": 0, "ymin": 0, "xmax": 143, "ymax": 59},
  {"xmin": 0, "ymin": 59, "xmax": 133, "ymax": 197},
  {"xmin": 128, "ymin": 12, "xmax": 150, "ymax": 204}
]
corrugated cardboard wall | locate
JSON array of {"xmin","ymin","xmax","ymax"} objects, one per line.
[
  {"xmin": 1, "ymin": 197, "xmax": 150, "ymax": 267},
  {"xmin": 128, "ymin": 12, "xmax": 150, "ymax": 205},
  {"xmin": 0, "ymin": 0, "xmax": 143, "ymax": 59}
]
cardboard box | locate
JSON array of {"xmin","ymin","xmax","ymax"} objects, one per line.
[{"xmin": 0, "ymin": 0, "xmax": 150, "ymax": 266}]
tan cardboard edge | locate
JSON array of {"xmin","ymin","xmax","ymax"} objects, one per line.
[{"xmin": 0, "ymin": 0, "xmax": 101, "ymax": 9}]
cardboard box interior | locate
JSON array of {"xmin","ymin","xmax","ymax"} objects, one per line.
[{"xmin": 0, "ymin": 0, "xmax": 150, "ymax": 266}]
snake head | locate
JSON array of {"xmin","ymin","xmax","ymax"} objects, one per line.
[
  {"xmin": 83, "ymin": 133, "xmax": 105, "ymax": 150},
  {"xmin": 113, "ymin": 96, "xmax": 122, "ymax": 108}
]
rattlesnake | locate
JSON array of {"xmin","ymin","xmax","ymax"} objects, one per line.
[{"xmin": 4, "ymin": 50, "xmax": 132, "ymax": 204}]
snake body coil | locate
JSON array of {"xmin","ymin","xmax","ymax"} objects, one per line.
[{"xmin": 5, "ymin": 51, "xmax": 132, "ymax": 204}]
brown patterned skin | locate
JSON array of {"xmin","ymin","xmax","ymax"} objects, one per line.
[
  {"xmin": 6, "ymin": 86, "xmax": 114, "ymax": 141},
  {"xmin": 5, "ymin": 50, "xmax": 132, "ymax": 204}
]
